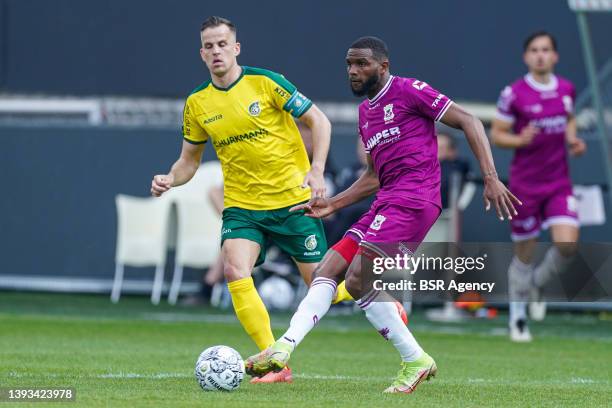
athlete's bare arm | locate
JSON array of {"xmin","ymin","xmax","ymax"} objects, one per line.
[
  {"xmin": 298, "ymin": 104, "xmax": 332, "ymax": 198},
  {"xmin": 290, "ymin": 154, "xmax": 378, "ymax": 218},
  {"xmin": 565, "ymin": 115, "xmax": 586, "ymax": 156},
  {"xmin": 151, "ymin": 140, "xmax": 205, "ymax": 197},
  {"xmin": 490, "ymin": 118, "xmax": 537, "ymax": 149},
  {"xmin": 441, "ymin": 103, "xmax": 521, "ymax": 220}
]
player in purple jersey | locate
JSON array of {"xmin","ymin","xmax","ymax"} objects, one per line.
[
  {"xmin": 246, "ymin": 36, "xmax": 520, "ymax": 394},
  {"xmin": 491, "ymin": 31, "xmax": 586, "ymax": 342}
]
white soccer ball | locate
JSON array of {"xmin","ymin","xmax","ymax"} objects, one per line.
[
  {"xmin": 259, "ymin": 276, "xmax": 295, "ymax": 310},
  {"xmin": 195, "ymin": 345, "xmax": 245, "ymax": 391}
]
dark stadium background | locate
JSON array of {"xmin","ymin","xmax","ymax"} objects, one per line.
[{"xmin": 2, "ymin": 0, "xmax": 610, "ymax": 99}]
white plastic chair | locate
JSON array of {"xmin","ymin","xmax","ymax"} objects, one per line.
[
  {"xmin": 112, "ymin": 194, "xmax": 172, "ymax": 304},
  {"xmin": 166, "ymin": 161, "xmax": 224, "ymax": 305},
  {"xmin": 411, "ymin": 174, "xmax": 476, "ymax": 314}
]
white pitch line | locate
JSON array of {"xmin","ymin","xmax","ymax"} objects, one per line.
[
  {"xmin": 294, "ymin": 373, "xmax": 373, "ymax": 381},
  {"xmin": 4, "ymin": 312, "xmax": 610, "ymax": 343},
  {"xmin": 98, "ymin": 372, "xmax": 190, "ymax": 379},
  {"xmin": 6, "ymin": 371, "xmax": 191, "ymax": 380},
  {"xmin": 6, "ymin": 371, "xmax": 609, "ymax": 386},
  {"xmin": 136, "ymin": 314, "xmax": 612, "ymax": 343}
]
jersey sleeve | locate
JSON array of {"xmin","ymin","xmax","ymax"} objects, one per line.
[
  {"xmin": 263, "ymin": 71, "xmax": 313, "ymax": 118},
  {"xmin": 357, "ymin": 105, "xmax": 371, "ymax": 153},
  {"xmin": 495, "ymin": 85, "xmax": 517, "ymax": 123},
  {"xmin": 182, "ymin": 96, "xmax": 208, "ymax": 145},
  {"xmin": 405, "ymin": 79, "xmax": 453, "ymax": 122}
]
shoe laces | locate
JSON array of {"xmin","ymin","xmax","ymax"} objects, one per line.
[{"xmin": 391, "ymin": 362, "xmax": 416, "ymax": 386}]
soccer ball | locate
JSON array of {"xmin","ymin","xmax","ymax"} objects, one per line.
[
  {"xmin": 195, "ymin": 345, "xmax": 245, "ymax": 391},
  {"xmin": 259, "ymin": 276, "xmax": 295, "ymax": 310}
]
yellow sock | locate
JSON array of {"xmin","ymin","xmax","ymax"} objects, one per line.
[
  {"xmin": 228, "ymin": 277, "xmax": 275, "ymax": 351},
  {"xmin": 332, "ymin": 280, "xmax": 354, "ymax": 304}
]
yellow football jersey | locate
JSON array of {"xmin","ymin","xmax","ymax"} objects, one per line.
[{"xmin": 183, "ymin": 66, "xmax": 313, "ymax": 210}]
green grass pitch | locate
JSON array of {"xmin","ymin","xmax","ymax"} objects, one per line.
[{"xmin": 1, "ymin": 292, "xmax": 611, "ymax": 407}]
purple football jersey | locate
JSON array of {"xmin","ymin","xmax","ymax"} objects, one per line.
[
  {"xmin": 358, "ymin": 76, "xmax": 452, "ymax": 209},
  {"xmin": 496, "ymin": 73, "xmax": 575, "ymax": 193}
]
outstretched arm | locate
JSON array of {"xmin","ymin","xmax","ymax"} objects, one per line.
[
  {"xmin": 299, "ymin": 104, "xmax": 332, "ymax": 198},
  {"xmin": 151, "ymin": 140, "xmax": 205, "ymax": 196},
  {"xmin": 490, "ymin": 118, "xmax": 537, "ymax": 150},
  {"xmin": 291, "ymin": 154, "xmax": 379, "ymax": 218},
  {"xmin": 441, "ymin": 103, "xmax": 521, "ymax": 220}
]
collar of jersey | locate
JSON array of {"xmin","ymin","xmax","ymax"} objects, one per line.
[
  {"xmin": 368, "ymin": 75, "xmax": 395, "ymax": 105},
  {"xmin": 211, "ymin": 66, "xmax": 245, "ymax": 91},
  {"xmin": 525, "ymin": 72, "xmax": 558, "ymax": 92}
]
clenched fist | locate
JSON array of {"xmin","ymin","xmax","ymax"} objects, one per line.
[{"xmin": 151, "ymin": 174, "xmax": 175, "ymax": 197}]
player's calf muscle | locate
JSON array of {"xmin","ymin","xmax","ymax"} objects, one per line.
[{"xmin": 344, "ymin": 262, "xmax": 364, "ymax": 299}]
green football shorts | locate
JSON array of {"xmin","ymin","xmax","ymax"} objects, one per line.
[{"xmin": 220, "ymin": 203, "xmax": 328, "ymax": 266}]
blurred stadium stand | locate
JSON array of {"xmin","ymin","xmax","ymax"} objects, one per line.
[{"xmin": 0, "ymin": 0, "xmax": 610, "ymax": 99}]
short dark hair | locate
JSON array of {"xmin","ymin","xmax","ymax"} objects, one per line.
[
  {"xmin": 523, "ymin": 31, "xmax": 557, "ymax": 52},
  {"xmin": 201, "ymin": 16, "xmax": 236, "ymax": 35},
  {"xmin": 350, "ymin": 36, "xmax": 389, "ymax": 61}
]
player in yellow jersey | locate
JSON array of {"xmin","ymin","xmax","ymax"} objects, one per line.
[{"xmin": 150, "ymin": 16, "xmax": 353, "ymax": 383}]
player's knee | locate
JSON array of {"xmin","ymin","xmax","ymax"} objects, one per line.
[{"xmin": 223, "ymin": 259, "xmax": 250, "ymax": 282}]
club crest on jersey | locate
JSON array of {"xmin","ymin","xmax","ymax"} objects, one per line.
[
  {"xmin": 383, "ymin": 104, "xmax": 394, "ymax": 123},
  {"xmin": 370, "ymin": 214, "xmax": 387, "ymax": 231},
  {"xmin": 248, "ymin": 101, "xmax": 261, "ymax": 116},
  {"xmin": 305, "ymin": 234, "xmax": 318, "ymax": 251}
]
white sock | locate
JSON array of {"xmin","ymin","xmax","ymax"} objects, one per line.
[
  {"xmin": 508, "ymin": 256, "xmax": 533, "ymax": 324},
  {"xmin": 534, "ymin": 247, "xmax": 572, "ymax": 288},
  {"xmin": 278, "ymin": 277, "xmax": 336, "ymax": 349},
  {"xmin": 509, "ymin": 302, "xmax": 527, "ymax": 325},
  {"xmin": 357, "ymin": 292, "xmax": 423, "ymax": 362}
]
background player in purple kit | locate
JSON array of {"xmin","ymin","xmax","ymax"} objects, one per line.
[
  {"xmin": 246, "ymin": 36, "xmax": 520, "ymax": 394},
  {"xmin": 491, "ymin": 31, "xmax": 586, "ymax": 343}
]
